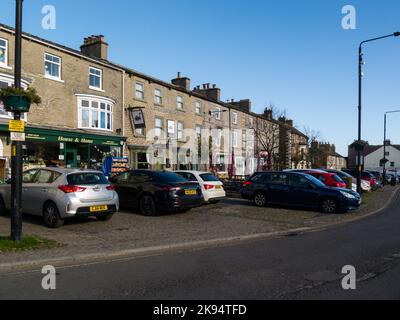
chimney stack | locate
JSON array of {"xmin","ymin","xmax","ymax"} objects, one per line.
[
  {"xmin": 171, "ymin": 72, "xmax": 191, "ymax": 91},
  {"xmin": 81, "ymin": 35, "xmax": 109, "ymax": 60},
  {"xmin": 195, "ymin": 83, "xmax": 221, "ymax": 101},
  {"xmin": 230, "ymin": 99, "xmax": 252, "ymax": 113}
]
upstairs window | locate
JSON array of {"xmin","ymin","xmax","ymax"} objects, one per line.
[
  {"xmin": 232, "ymin": 112, "xmax": 238, "ymax": 125},
  {"xmin": 154, "ymin": 88, "xmax": 163, "ymax": 105},
  {"xmin": 78, "ymin": 96, "xmax": 113, "ymax": 131},
  {"xmin": 89, "ymin": 67, "xmax": 102, "ymax": 90},
  {"xmin": 177, "ymin": 121, "xmax": 184, "ymax": 141},
  {"xmin": 155, "ymin": 117, "xmax": 163, "ymax": 138},
  {"xmin": 177, "ymin": 96, "xmax": 184, "ymax": 110},
  {"xmin": 0, "ymin": 38, "xmax": 8, "ymax": 66},
  {"xmin": 195, "ymin": 101, "xmax": 202, "ymax": 115},
  {"xmin": 44, "ymin": 53, "xmax": 61, "ymax": 80},
  {"xmin": 215, "ymin": 107, "xmax": 221, "ymax": 120},
  {"xmin": 135, "ymin": 82, "xmax": 145, "ymax": 100}
]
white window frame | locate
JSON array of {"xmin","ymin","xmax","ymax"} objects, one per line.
[
  {"xmin": 232, "ymin": 131, "xmax": 238, "ymax": 148},
  {"xmin": 135, "ymin": 82, "xmax": 145, "ymax": 100},
  {"xmin": 155, "ymin": 117, "xmax": 163, "ymax": 138},
  {"xmin": 232, "ymin": 112, "xmax": 238, "ymax": 125},
  {"xmin": 77, "ymin": 94, "xmax": 114, "ymax": 132},
  {"xmin": 44, "ymin": 52, "xmax": 62, "ymax": 81},
  {"xmin": 154, "ymin": 88, "xmax": 163, "ymax": 105},
  {"xmin": 215, "ymin": 107, "xmax": 221, "ymax": 120},
  {"xmin": 195, "ymin": 125, "xmax": 202, "ymax": 139},
  {"xmin": 177, "ymin": 121, "xmax": 184, "ymax": 141},
  {"xmin": 89, "ymin": 66, "xmax": 103, "ymax": 91},
  {"xmin": 177, "ymin": 95, "xmax": 184, "ymax": 110},
  {"xmin": 215, "ymin": 128, "xmax": 222, "ymax": 147},
  {"xmin": 195, "ymin": 101, "xmax": 201, "ymax": 115},
  {"xmin": 0, "ymin": 38, "xmax": 9, "ymax": 68},
  {"xmin": 0, "ymin": 73, "xmax": 28, "ymax": 121}
]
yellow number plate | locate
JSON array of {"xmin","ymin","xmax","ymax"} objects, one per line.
[
  {"xmin": 215, "ymin": 186, "xmax": 222, "ymax": 189},
  {"xmin": 185, "ymin": 190, "xmax": 197, "ymax": 196},
  {"xmin": 90, "ymin": 205, "xmax": 108, "ymax": 212}
]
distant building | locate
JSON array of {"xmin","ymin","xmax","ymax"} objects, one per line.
[
  {"xmin": 310, "ymin": 141, "xmax": 347, "ymax": 170},
  {"xmin": 348, "ymin": 141, "xmax": 400, "ymax": 172}
]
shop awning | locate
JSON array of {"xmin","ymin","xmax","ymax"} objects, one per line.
[{"xmin": 0, "ymin": 123, "xmax": 126, "ymax": 147}]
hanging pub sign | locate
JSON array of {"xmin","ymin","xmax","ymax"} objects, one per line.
[{"xmin": 129, "ymin": 108, "xmax": 146, "ymax": 129}]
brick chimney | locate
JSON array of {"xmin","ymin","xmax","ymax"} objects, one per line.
[
  {"xmin": 81, "ymin": 35, "xmax": 109, "ymax": 60},
  {"xmin": 230, "ymin": 99, "xmax": 252, "ymax": 113},
  {"xmin": 171, "ymin": 72, "xmax": 191, "ymax": 91},
  {"xmin": 194, "ymin": 83, "xmax": 221, "ymax": 101}
]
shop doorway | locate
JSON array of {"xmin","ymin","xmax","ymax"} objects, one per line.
[{"xmin": 66, "ymin": 147, "xmax": 77, "ymax": 168}]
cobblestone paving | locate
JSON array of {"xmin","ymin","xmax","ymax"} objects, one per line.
[{"xmin": 0, "ymin": 186, "xmax": 398, "ymax": 265}]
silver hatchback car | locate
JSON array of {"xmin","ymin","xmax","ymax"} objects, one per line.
[{"xmin": 0, "ymin": 168, "xmax": 119, "ymax": 228}]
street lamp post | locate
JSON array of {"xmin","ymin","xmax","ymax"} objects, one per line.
[
  {"xmin": 356, "ymin": 32, "xmax": 400, "ymax": 194},
  {"xmin": 10, "ymin": 0, "xmax": 24, "ymax": 241},
  {"xmin": 383, "ymin": 110, "xmax": 400, "ymax": 184}
]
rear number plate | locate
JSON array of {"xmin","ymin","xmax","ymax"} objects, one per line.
[
  {"xmin": 215, "ymin": 186, "xmax": 222, "ymax": 189},
  {"xmin": 90, "ymin": 205, "xmax": 108, "ymax": 212},
  {"xmin": 185, "ymin": 190, "xmax": 197, "ymax": 196}
]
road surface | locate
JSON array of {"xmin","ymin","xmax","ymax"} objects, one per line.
[{"xmin": 0, "ymin": 190, "xmax": 399, "ymax": 300}]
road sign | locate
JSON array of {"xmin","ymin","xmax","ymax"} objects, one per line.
[
  {"xmin": 9, "ymin": 119, "xmax": 25, "ymax": 132},
  {"xmin": 10, "ymin": 132, "xmax": 26, "ymax": 142}
]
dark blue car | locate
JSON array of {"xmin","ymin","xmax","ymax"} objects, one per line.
[{"xmin": 241, "ymin": 172, "xmax": 361, "ymax": 213}]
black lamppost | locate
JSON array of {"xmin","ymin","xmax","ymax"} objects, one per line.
[
  {"xmin": 11, "ymin": 0, "xmax": 24, "ymax": 241},
  {"xmin": 382, "ymin": 110, "xmax": 400, "ymax": 184},
  {"xmin": 356, "ymin": 32, "xmax": 400, "ymax": 194}
]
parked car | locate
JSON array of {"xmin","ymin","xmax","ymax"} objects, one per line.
[
  {"xmin": 109, "ymin": 170, "xmax": 204, "ymax": 216},
  {"xmin": 241, "ymin": 171, "xmax": 361, "ymax": 213},
  {"xmin": 0, "ymin": 168, "xmax": 119, "ymax": 228},
  {"xmin": 342, "ymin": 169, "xmax": 378, "ymax": 191},
  {"xmin": 325, "ymin": 169, "xmax": 354, "ymax": 190},
  {"xmin": 287, "ymin": 169, "xmax": 347, "ymax": 189},
  {"xmin": 175, "ymin": 171, "xmax": 226, "ymax": 203}
]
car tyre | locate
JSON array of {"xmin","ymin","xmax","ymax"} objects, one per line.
[
  {"xmin": 43, "ymin": 202, "xmax": 64, "ymax": 228},
  {"xmin": 253, "ymin": 192, "xmax": 267, "ymax": 207},
  {"xmin": 321, "ymin": 198, "xmax": 338, "ymax": 214},
  {"xmin": 97, "ymin": 213, "xmax": 113, "ymax": 222},
  {"xmin": 139, "ymin": 195, "xmax": 157, "ymax": 216},
  {"xmin": 208, "ymin": 200, "xmax": 220, "ymax": 204}
]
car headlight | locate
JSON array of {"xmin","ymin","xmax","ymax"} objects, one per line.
[{"xmin": 340, "ymin": 191, "xmax": 356, "ymax": 199}]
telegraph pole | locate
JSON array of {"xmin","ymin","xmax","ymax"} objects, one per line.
[{"xmin": 11, "ymin": 0, "xmax": 24, "ymax": 241}]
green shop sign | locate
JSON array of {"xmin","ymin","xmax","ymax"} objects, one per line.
[
  {"xmin": 0, "ymin": 124, "xmax": 126, "ymax": 147},
  {"xmin": 26, "ymin": 133, "xmax": 122, "ymax": 146}
]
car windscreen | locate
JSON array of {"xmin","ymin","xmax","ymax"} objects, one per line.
[
  {"xmin": 200, "ymin": 173, "xmax": 220, "ymax": 182},
  {"xmin": 67, "ymin": 172, "xmax": 110, "ymax": 185},
  {"xmin": 332, "ymin": 175, "xmax": 345, "ymax": 183},
  {"xmin": 153, "ymin": 172, "xmax": 188, "ymax": 183},
  {"xmin": 305, "ymin": 175, "xmax": 326, "ymax": 188}
]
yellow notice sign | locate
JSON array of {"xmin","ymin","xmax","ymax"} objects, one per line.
[{"xmin": 9, "ymin": 120, "xmax": 25, "ymax": 133}]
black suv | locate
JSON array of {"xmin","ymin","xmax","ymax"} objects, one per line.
[
  {"xmin": 110, "ymin": 170, "xmax": 204, "ymax": 216},
  {"xmin": 241, "ymin": 171, "xmax": 361, "ymax": 213}
]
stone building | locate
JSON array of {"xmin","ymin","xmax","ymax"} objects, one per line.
[
  {"xmin": 310, "ymin": 141, "xmax": 346, "ymax": 170},
  {"xmin": 0, "ymin": 21, "xmax": 313, "ymax": 179},
  {"xmin": 0, "ymin": 24, "xmax": 126, "ymax": 181}
]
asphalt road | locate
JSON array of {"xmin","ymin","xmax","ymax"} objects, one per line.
[{"xmin": 1, "ymin": 189, "xmax": 400, "ymax": 300}]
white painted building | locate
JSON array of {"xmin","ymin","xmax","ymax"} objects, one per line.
[{"xmin": 363, "ymin": 145, "xmax": 400, "ymax": 172}]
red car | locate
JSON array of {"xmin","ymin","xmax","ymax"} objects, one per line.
[{"xmin": 304, "ymin": 171, "xmax": 347, "ymax": 189}]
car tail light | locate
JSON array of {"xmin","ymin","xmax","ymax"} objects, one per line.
[
  {"xmin": 204, "ymin": 184, "xmax": 215, "ymax": 190},
  {"xmin": 243, "ymin": 181, "xmax": 252, "ymax": 187},
  {"xmin": 106, "ymin": 185, "xmax": 116, "ymax": 191},
  {"xmin": 58, "ymin": 185, "xmax": 86, "ymax": 193}
]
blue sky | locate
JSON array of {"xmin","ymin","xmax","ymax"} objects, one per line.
[{"xmin": 1, "ymin": 0, "xmax": 400, "ymax": 156}]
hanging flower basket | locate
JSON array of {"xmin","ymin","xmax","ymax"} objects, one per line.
[
  {"xmin": 0, "ymin": 87, "xmax": 41, "ymax": 113},
  {"xmin": 350, "ymin": 140, "xmax": 367, "ymax": 152}
]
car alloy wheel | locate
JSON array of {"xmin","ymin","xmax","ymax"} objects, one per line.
[
  {"xmin": 43, "ymin": 203, "xmax": 64, "ymax": 228},
  {"xmin": 322, "ymin": 199, "xmax": 337, "ymax": 214},
  {"xmin": 140, "ymin": 195, "xmax": 157, "ymax": 216},
  {"xmin": 254, "ymin": 193, "xmax": 267, "ymax": 207}
]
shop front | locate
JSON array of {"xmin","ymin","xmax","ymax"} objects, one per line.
[{"xmin": 0, "ymin": 124, "xmax": 126, "ymax": 175}]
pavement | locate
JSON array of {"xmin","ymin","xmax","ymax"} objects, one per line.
[
  {"xmin": 0, "ymin": 185, "xmax": 399, "ymax": 300},
  {"xmin": 0, "ymin": 185, "xmax": 398, "ymax": 273}
]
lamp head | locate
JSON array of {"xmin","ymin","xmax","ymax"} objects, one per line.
[{"xmin": 394, "ymin": 32, "xmax": 400, "ymax": 37}]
